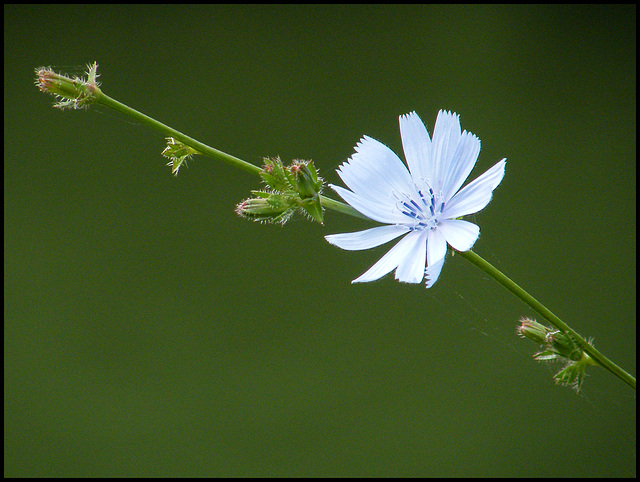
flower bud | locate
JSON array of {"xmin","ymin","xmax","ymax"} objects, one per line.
[
  {"xmin": 260, "ymin": 157, "xmax": 290, "ymax": 192},
  {"xmin": 289, "ymin": 160, "xmax": 323, "ymax": 199},
  {"xmin": 517, "ymin": 317, "xmax": 551, "ymax": 345},
  {"xmin": 35, "ymin": 62, "xmax": 101, "ymax": 110},
  {"xmin": 235, "ymin": 191, "xmax": 297, "ymax": 224}
]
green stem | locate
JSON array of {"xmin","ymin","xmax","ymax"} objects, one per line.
[
  {"xmin": 94, "ymin": 89, "xmax": 369, "ymax": 221},
  {"xmin": 95, "ymin": 91, "xmax": 261, "ymax": 176},
  {"xmin": 458, "ymin": 249, "xmax": 636, "ymax": 390},
  {"xmin": 89, "ymin": 85, "xmax": 635, "ymax": 391}
]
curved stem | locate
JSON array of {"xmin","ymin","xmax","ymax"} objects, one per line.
[{"xmin": 458, "ymin": 249, "xmax": 636, "ymax": 390}]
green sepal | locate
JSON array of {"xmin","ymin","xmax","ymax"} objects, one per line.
[
  {"xmin": 291, "ymin": 160, "xmax": 323, "ymax": 199},
  {"xmin": 300, "ymin": 197, "xmax": 324, "ymax": 224}
]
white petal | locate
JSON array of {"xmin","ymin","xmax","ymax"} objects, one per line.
[
  {"xmin": 425, "ymin": 256, "xmax": 445, "ymax": 288},
  {"xmin": 332, "ymin": 136, "xmax": 421, "ymax": 223},
  {"xmin": 394, "ymin": 228, "xmax": 428, "ymax": 283},
  {"xmin": 430, "ymin": 110, "xmax": 462, "ymax": 192},
  {"xmin": 426, "ymin": 228, "xmax": 447, "ymax": 267},
  {"xmin": 352, "ymin": 230, "xmax": 423, "ymax": 283},
  {"xmin": 339, "ymin": 136, "xmax": 414, "ymax": 197},
  {"xmin": 437, "ymin": 219, "xmax": 480, "ymax": 252},
  {"xmin": 330, "ymin": 184, "xmax": 405, "ymax": 224},
  {"xmin": 441, "ymin": 130, "xmax": 481, "ymax": 203},
  {"xmin": 399, "ymin": 112, "xmax": 432, "ymax": 182},
  {"xmin": 442, "ymin": 158, "xmax": 506, "ymax": 219},
  {"xmin": 325, "ymin": 225, "xmax": 409, "ymax": 251}
]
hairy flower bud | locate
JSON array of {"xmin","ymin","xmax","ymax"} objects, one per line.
[
  {"xmin": 289, "ymin": 160, "xmax": 323, "ymax": 199},
  {"xmin": 517, "ymin": 317, "xmax": 551, "ymax": 345},
  {"xmin": 235, "ymin": 191, "xmax": 298, "ymax": 225},
  {"xmin": 35, "ymin": 62, "xmax": 101, "ymax": 110}
]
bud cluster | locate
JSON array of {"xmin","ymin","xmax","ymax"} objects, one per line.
[
  {"xmin": 236, "ymin": 157, "xmax": 324, "ymax": 225},
  {"xmin": 517, "ymin": 317, "xmax": 596, "ymax": 391}
]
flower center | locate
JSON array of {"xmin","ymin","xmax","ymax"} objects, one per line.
[{"xmin": 394, "ymin": 182, "xmax": 445, "ymax": 231}]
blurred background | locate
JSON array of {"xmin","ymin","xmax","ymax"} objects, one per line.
[{"xmin": 4, "ymin": 5, "xmax": 635, "ymax": 477}]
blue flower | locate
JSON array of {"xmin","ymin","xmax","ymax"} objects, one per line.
[{"xmin": 325, "ymin": 110, "xmax": 506, "ymax": 287}]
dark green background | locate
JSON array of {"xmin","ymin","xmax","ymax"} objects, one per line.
[{"xmin": 5, "ymin": 5, "xmax": 636, "ymax": 477}]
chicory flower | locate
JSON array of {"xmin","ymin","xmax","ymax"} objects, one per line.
[{"xmin": 325, "ymin": 110, "xmax": 506, "ymax": 287}]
